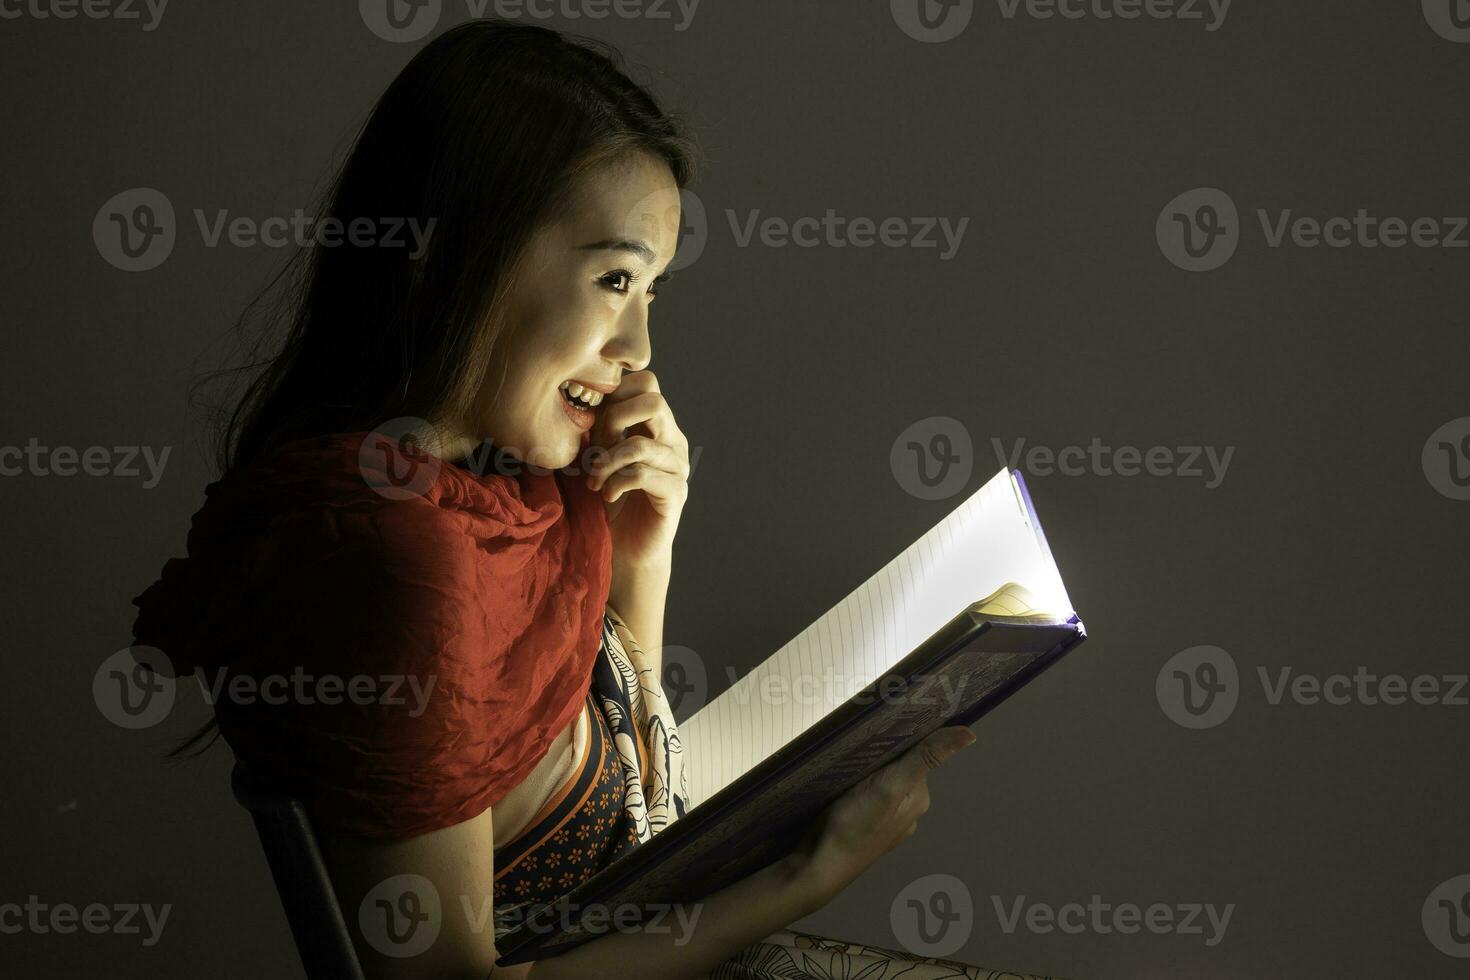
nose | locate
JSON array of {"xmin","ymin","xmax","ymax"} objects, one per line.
[{"xmin": 602, "ymin": 296, "xmax": 652, "ymax": 373}]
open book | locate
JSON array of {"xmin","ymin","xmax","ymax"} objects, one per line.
[{"xmin": 495, "ymin": 467, "xmax": 1086, "ymax": 965}]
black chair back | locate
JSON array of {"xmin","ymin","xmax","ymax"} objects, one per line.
[{"xmin": 230, "ymin": 761, "xmax": 366, "ymax": 980}]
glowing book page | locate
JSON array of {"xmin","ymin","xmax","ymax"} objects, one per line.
[{"xmin": 679, "ymin": 467, "xmax": 1072, "ymax": 811}]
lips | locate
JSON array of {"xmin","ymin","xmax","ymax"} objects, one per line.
[{"xmin": 556, "ymin": 384, "xmax": 598, "ymax": 432}]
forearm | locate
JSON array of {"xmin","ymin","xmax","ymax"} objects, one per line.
[
  {"xmin": 519, "ymin": 852, "xmax": 828, "ymax": 980},
  {"xmin": 607, "ymin": 556, "xmax": 670, "ymax": 671}
]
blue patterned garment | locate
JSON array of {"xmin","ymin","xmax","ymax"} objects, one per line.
[{"xmin": 493, "ymin": 607, "xmax": 1062, "ymax": 979}]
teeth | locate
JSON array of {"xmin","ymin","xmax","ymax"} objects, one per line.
[{"xmin": 559, "ymin": 380, "xmax": 602, "ymax": 407}]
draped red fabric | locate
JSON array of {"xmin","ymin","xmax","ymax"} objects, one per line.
[{"xmin": 129, "ymin": 430, "xmax": 612, "ymax": 839}]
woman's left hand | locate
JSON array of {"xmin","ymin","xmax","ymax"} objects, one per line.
[{"xmin": 585, "ymin": 369, "xmax": 690, "ymax": 572}]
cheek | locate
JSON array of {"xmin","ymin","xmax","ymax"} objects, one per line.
[{"xmin": 524, "ymin": 278, "xmax": 618, "ymax": 345}]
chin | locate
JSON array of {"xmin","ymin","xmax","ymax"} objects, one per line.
[{"xmin": 514, "ymin": 428, "xmax": 582, "ymax": 474}]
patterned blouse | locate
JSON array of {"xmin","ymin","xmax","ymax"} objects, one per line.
[
  {"xmin": 490, "ymin": 606, "xmax": 1061, "ymax": 980},
  {"xmin": 491, "ymin": 606, "xmax": 690, "ymax": 937}
]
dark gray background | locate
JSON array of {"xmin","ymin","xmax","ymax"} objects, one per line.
[{"xmin": 2, "ymin": 1, "xmax": 1467, "ymax": 977}]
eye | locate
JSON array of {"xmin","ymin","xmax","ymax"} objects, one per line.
[
  {"xmin": 598, "ymin": 270, "xmax": 634, "ymax": 293},
  {"xmin": 598, "ymin": 269, "xmax": 670, "ymax": 299}
]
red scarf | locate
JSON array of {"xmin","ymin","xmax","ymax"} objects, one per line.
[{"xmin": 130, "ymin": 430, "xmax": 611, "ymax": 839}]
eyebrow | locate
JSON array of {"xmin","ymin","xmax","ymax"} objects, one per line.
[{"xmin": 575, "ymin": 238, "xmax": 660, "ymax": 265}]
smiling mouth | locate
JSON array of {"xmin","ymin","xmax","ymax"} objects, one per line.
[{"xmin": 558, "ymin": 380, "xmax": 605, "ymax": 410}]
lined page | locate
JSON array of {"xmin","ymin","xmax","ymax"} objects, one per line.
[{"xmin": 680, "ymin": 468, "xmax": 1070, "ymax": 810}]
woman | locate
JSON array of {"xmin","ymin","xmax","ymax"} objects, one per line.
[{"xmin": 130, "ymin": 20, "xmax": 1056, "ymax": 980}]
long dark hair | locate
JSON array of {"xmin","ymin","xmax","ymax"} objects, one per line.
[{"xmin": 171, "ymin": 20, "xmax": 700, "ymax": 758}]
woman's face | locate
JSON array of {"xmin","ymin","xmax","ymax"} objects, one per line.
[{"xmin": 463, "ymin": 151, "xmax": 682, "ymax": 471}]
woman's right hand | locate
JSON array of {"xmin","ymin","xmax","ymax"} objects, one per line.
[{"xmin": 788, "ymin": 725, "xmax": 978, "ymax": 905}]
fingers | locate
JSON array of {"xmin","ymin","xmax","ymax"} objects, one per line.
[
  {"xmin": 874, "ymin": 727, "xmax": 974, "ymax": 807},
  {"xmin": 899, "ymin": 781, "xmax": 931, "ymax": 817},
  {"xmin": 596, "ymin": 462, "xmax": 689, "ymax": 512},
  {"xmin": 913, "ymin": 725, "xmax": 977, "ymax": 771},
  {"xmin": 594, "ymin": 370, "xmax": 658, "ymax": 438},
  {"xmin": 596, "ymin": 371, "xmax": 688, "ymax": 452},
  {"xmin": 586, "ymin": 370, "xmax": 691, "ymax": 507},
  {"xmin": 587, "ymin": 434, "xmax": 688, "ymax": 491},
  {"xmin": 607, "ymin": 369, "xmax": 660, "ymax": 401},
  {"xmin": 597, "ymin": 390, "xmax": 676, "ymax": 445},
  {"xmin": 823, "ymin": 728, "xmax": 975, "ymax": 864}
]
